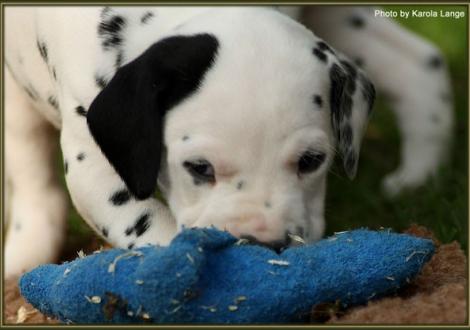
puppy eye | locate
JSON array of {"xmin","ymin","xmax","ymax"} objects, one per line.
[
  {"xmin": 183, "ymin": 159, "xmax": 215, "ymax": 183},
  {"xmin": 297, "ymin": 150, "xmax": 326, "ymax": 175}
]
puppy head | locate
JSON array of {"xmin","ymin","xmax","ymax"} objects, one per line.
[{"xmin": 88, "ymin": 8, "xmax": 375, "ymax": 245}]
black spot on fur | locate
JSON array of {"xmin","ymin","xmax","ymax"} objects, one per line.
[
  {"xmin": 140, "ymin": 11, "xmax": 154, "ymax": 24},
  {"xmin": 427, "ymin": 55, "xmax": 443, "ymax": 69},
  {"xmin": 115, "ymin": 51, "xmax": 123, "ymax": 69},
  {"xmin": 313, "ymin": 48, "xmax": 327, "ymax": 63},
  {"xmin": 237, "ymin": 181, "xmax": 244, "ymax": 190},
  {"xmin": 64, "ymin": 160, "xmax": 69, "ymax": 174},
  {"xmin": 341, "ymin": 124, "xmax": 353, "ymax": 147},
  {"xmin": 264, "ymin": 201, "xmax": 272, "ymax": 208},
  {"xmin": 134, "ymin": 213, "xmax": 151, "ymax": 237},
  {"xmin": 87, "ymin": 34, "xmax": 219, "ymax": 199},
  {"xmin": 340, "ymin": 60, "xmax": 358, "ymax": 95},
  {"xmin": 127, "ymin": 242, "xmax": 135, "ymax": 249},
  {"xmin": 95, "ymin": 74, "xmax": 108, "ymax": 89},
  {"xmin": 345, "ymin": 150, "xmax": 357, "ymax": 173},
  {"xmin": 125, "ymin": 226, "xmax": 133, "ymax": 236},
  {"xmin": 354, "ymin": 57, "xmax": 364, "ymax": 68},
  {"xmin": 329, "ymin": 63, "xmax": 348, "ymax": 141},
  {"xmin": 359, "ymin": 73, "xmax": 376, "ymax": 115},
  {"xmin": 102, "ymin": 227, "xmax": 109, "ymax": 237},
  {"xmin": 76, "ymin": 106, "xmax": 87, "ymax": 117},
  {"xmin": 98, "ymin": 13, "xmax": 127, "ymax": 49},
  {"xmin": 24, "ymin": 86, "xmax": 38, "ymax": 101},
  {"xmin": 182, "ymin": 135, "xmax": 190, "ymax": 141},
  {"xmin": 110, "ymin": 189, "xmax": 131, "ymax": 206},
  {"xmin": 48, "ymin": 95, "xmax": 59, "ymax": 110},
  {"xmin": 316, "ymin": 41, "xmax": 335, "ymax": 55},
  {"xmin": 37, "ymin": 40, "xmax": 48, "ymax": 62},
  {"xmin": 349, "ymin": 15, "xmax": 365, "ymax": 28},
  {"xmin": 313, "ymin": 94, "xmax": 323, "ymax": 107},
  {"xmin": 77, "ymin": 152, "xmax": 85, "ymax": 161},
  {"xmin": 52, "ymin": 67, "xmax": 57, "ymax": 80}
]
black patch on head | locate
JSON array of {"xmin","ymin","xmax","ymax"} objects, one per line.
[
  {"xmin": 95, "ymin": 74, "xmax": 108, "ymax": 89},
  {"xmin": 127, "ymin": 242, "xmax": 135, "ymax": 249},
  {"xmin": 98, "ymin": 14, "xmax": 127, "ymax": 49},
  {"xmin": 110, "ymin": 189, "xmax": 131, "ymax": 206},
  {"xmin": 316, "ymin": 41, "xmax": 335, "ymax": 55},
  {"xmin": 76, "ymin": 106, "xmax": 87, "ymax": 117},
  {"xmin": 237, "ymin": 181, "xmax": 244, "ymax": 190},
  {"xmin": 77, "ymin": 152, "xmax": 85, "ymax": 161},
  {"xmin": 134, "ymin": 213, "xmax": 151, "ymax": 237},
  {"xmin": 37, "ymin": 40, "xmax": 48, "ymax": 63},
  {"xmin": 349, "ymin": 15, "xmax": 365, "ymax": 28},
  {"xmin": 313, "ymin": 94, "xmax": 323, "ymax": 108},
  {"xmin": 182, "ymin": 135, "xmax": 190, "ymax": 141},
  {"xmin": 64, "ymin": 160, "xmax": 69, "ymax": 174},
  {"xmin": 87, "ymin": 34, "xmax": 219, "ymax": 199},
  {"xmin": 101, "ymin": 227, "xmax": 109, "ymax": 237},
  {"xmin": 47, "ymin": 95, "xmax": 59, "ymax": 110},
  {"xmin": 313, "ymin": 48, "xmax": 327, "ymax": 63},
  {"xmin": 427, "ymin": 55, "xmax": 443, "ymax": 69},
  {"xmin": 141, "ymin": 11, "xmax": 154, "ymax": 24}
]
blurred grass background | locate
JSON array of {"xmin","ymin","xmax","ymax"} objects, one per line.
[{"xmin": 62, "ymin": 5, "xmax": 468, "ymax": 253}]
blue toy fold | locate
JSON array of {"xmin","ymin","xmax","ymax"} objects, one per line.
[{"xmin": 19, "ymin": 228, "xmax": 434, "ymax": 324}]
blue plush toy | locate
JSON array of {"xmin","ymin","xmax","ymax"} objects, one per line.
[{"xmin": 20, "ymin": 228, "xmax": 434, "ymax": 324}]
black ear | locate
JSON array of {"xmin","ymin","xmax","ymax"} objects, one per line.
[
  {"xmin": 87, "ymin": 34, "xmax": 219, "ymax": 199},
  {"xmin": 329, "ymin": 57, "xmax": 376, "ymax": 178}
]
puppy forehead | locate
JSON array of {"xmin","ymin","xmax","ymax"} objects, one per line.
[{"xmin": 165, "ymin": 8, "xmax": 332, "ymax": 147}]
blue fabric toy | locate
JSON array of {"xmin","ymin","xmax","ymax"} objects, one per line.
[{"xmin": 20, "ymin": 228, "xmax": 434, "ymax": 324}]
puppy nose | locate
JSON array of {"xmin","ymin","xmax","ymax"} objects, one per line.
[{"xmin": 227, "ymin": 214, "xmax": 268, "ymax": 237}]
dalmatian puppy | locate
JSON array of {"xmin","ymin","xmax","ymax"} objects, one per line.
[{"xmin": 4, "ymin": 6, "xmax": 452, "ymax": 277}]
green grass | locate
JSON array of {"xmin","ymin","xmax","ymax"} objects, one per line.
[{"xmin": 64, "ymin": 5, "xmax": 468, "ymax": 252}]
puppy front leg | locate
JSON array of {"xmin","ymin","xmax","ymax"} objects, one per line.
[{"xmin": 60, "ymin": 104, "xmax": 176, "ymax": 248}]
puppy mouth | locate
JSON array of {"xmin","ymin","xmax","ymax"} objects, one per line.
[{"xmin": 239, "ymin": 231, "xmax": 305, "ymax": 254}]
